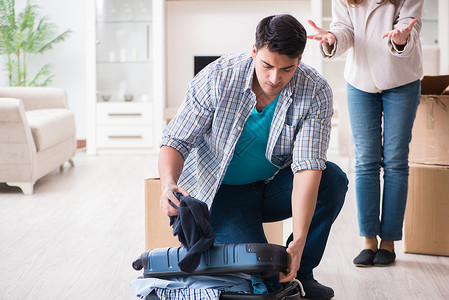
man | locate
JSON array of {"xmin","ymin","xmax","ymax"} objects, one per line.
[{"xmin": 158, "ymin": 14, "xmax": 348, "ymax": 300}]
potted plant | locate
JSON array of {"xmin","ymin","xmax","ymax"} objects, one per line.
[{"xmin": 0, "ymin": 0, "xmax": 71, "ymax": 86}]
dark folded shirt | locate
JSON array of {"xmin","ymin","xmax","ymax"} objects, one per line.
[{"xmin": 169, "ymin": 193, "xmax": 215, "ymax": 273}]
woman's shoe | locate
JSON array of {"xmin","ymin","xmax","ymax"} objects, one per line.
[
  {"xmin": 353, "ymin": 249, "xmax": 376, "ymax": 267},
  {"xmin": 373, "ymin": 249, "xmax": 396, "ymax": 266}
]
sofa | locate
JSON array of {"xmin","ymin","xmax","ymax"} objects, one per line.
[{"xmin": 0, "ymin": 87, "xmax": 76, "ymax": 194}]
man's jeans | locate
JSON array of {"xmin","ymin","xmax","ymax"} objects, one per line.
[
  {"xmin": 210, "ymin": 161, "xmax": 348, "ymax": 280},
  {"xmin": 346, "ymin": 81, "xmax": 420, "ymax": 240}
]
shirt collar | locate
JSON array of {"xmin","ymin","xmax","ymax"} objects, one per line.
[
  {"xmin": 283, "ymin": 73, "xmax": 295, "ymax": 98},
  {"xmin": 243, "ymin": 53, "xmax": 255, "ymax": 93}
]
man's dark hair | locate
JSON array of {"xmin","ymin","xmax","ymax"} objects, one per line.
[{"xmin": 255, "ymin": 14, "xmax": 307, "ymax": 59}]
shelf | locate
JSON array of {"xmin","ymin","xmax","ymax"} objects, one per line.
[
  {"xmin": 96, "ymin": 60, "xmax": 153, "ymax": 64},
  {"xmin": 165, "ymin": 0, "xmax": 299, "ymax": 1},
  {"xmin": 96, "ymin": 101, "xmax": 153, "ymax": 109},
  {"xmin": 96, "ymin": 19, "xmax": 152, "ymax": 23},
  {"xmin": 97, "ymin": 100, "xmax": 152, "ymax": 104}
]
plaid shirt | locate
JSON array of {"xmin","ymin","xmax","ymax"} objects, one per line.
[
  {"xmin": 155, "ymin": 288, "xmax": 220, "ymax": 300},
  {"xmin": 161, "ymin": 52, "xmax": 333, "ymax": 208}
]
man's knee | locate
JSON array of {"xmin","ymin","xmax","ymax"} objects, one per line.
[{"xmin": 323, "ymin": 161, "xmax": 349, "ymax": 207}]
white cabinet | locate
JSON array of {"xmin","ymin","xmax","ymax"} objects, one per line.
[
  {"xmin": 96, "ymin": 102, "xmax": 154, "ymax": 151},
  {"xmin": 87, "ymin": 0, "xmax": 164, "ymax": 155}
]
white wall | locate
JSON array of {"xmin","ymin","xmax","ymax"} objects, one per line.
[
  {"xmin": 2, "ymin": 0, "xmax": 89, "ymax": 140},
  {"xmin": 438, "ymin": 0, "xmax": 449, "ymax": 74},
  {"xmin": 165, "ymin": 0, "xmax": 316, "ymax": 109}
]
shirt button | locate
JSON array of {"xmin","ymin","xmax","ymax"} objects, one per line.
[{"xmin": 237, "ymin": 126, "xmax": 242, "ymax": 131}]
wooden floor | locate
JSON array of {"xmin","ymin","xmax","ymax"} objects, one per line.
[{"xmin": 0, "ymin": 151, "xmax": 448, "ymax": 300}]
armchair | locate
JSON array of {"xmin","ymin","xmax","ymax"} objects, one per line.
[{"xmin": 0, "ymin": 87, "xmax": 76, "ymax": 194}]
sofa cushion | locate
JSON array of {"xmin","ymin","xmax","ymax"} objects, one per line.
[{"xmin": 26, "ymin": 109, "xmax": 76, "ymax": 152}]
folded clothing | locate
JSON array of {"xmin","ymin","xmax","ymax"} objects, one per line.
[
  {"xmin": 130, "ymin": 273, "xmax": 252, "ymax": 300},
  {"xmin": 169, "ymin": 192, "xmax": 215, "ymax": 273}
]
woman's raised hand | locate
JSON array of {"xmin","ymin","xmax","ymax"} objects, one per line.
[
  {"xmin": 307, "ymin": 20, "xmax": 336, "ymax": 45},
  {"xmin": 382, "ymin": 18, "xmax": 418, "ymax": 45}
]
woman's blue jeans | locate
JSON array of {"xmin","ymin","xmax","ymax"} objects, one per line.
[
  {"xmin": 210, "ymin": 161, "xmax": 348, "ymax": 280},
  {"xmin": 346, "ymin": 81, "xmax": 420, "ymax": 241}
]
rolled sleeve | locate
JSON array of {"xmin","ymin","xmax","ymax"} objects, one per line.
[
  {"xmin": 291, "ymin": 158, "xmax": 327, "ymax": 173},
  {"xmin": 390, "ymin": 37, "xmax": 408, "ymax": 54},
  {"xmin": 160, "ymin": 137, "xmax": 191, "ymax": 160},
  {"xmin": 321, "ymin": 42, "xmax": 336, "ymax": 58}
]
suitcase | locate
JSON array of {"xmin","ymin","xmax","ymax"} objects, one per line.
[{"xmin": 132, "ymin": 243, "xmax": 303, "ymax": 299}]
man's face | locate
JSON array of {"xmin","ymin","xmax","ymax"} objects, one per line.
[{"xmin": 252, "ymin": 44, "xmax": 301, "ymax": 98}]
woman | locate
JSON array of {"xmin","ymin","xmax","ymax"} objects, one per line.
[{"xmin": 308, "ymin": 0, "xmax": 423, "ymax": 267}]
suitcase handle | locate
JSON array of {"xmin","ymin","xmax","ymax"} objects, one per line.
[
  {"xmin": 132, "ymin": 251, "xmax": 149, "ymax": 271},
  {"xmin": 132, "ymin": 258, "xmax": 143, "ymax": 271}
]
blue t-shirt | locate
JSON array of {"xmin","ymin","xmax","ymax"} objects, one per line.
[{"xmin": 222, "ymin": 94, "xmax": 280, "ymax": 185}]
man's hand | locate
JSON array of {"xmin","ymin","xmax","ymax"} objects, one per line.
[
  {"xmin": 158, "ymin": 145, "xmax": 188, "ymax": 216},
  {"xmin": 307, "ymin": 20, "xmax": 336, "ymax": 45},
  {"xmin": 160, "ymin": 184, "xmax": 190, "ymax": 216},
  {"xmin": 382, "ymin": 18, "xmax": 418, "ymax": 46},
  {"xmin": 279, "ymin": 238, "xmax": 303, "ymax": 283}
]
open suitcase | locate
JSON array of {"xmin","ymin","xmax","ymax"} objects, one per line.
[{"xmin": 133, "ymin": 243, "xmax": 303, "ymax": 300}]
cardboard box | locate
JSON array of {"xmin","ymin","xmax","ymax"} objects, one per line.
[
  {"xmin": 409, "ymin": 75, "xmax": 449, "ymax": 165},
  {"xmin": 145, "ymin": 178, "xmax": 180, "ymax": 250},
  {"xmin": 404, "ymin": 163, "xmax": 449, "ymax": 256},
  {"xmin": 145, "ymin": 178, "xmax": 284, "ymax": 250}
]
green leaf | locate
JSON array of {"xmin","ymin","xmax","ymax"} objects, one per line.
[
  {"xmin": 28, "ymin": 62, "xmax": 52, "ymax": 86},
  {"xmin": 0, "ymin": 0, "xmax": 71, "ymax": 86}
]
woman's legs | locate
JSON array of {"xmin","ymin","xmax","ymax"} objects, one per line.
[
  {"xmin": 380, "ymin": 80, "xmax": 420, "ymax": 242},
  {"xmin": 347, "ymin": 81, "xmax": 420, "ymax": 258},
  {"xmin": 347, "ymin": 83, "xmax": 383, "ymax": 241}
]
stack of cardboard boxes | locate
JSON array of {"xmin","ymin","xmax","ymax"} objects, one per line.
[{"xmin": 404, "ymin": 75, "xmax": 449, "ymax": 256}]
